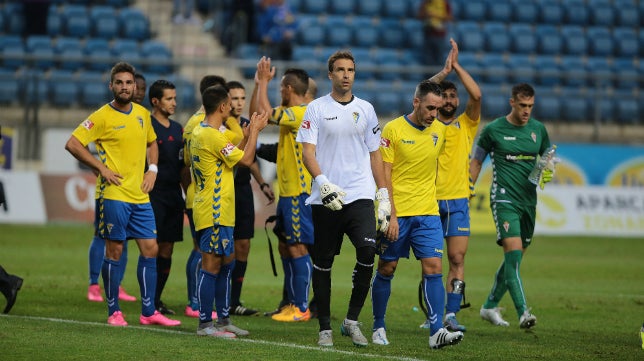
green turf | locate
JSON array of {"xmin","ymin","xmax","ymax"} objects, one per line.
[{"xmin": 0, "ymin": 223, "xmax": 642, "ymax": 360}]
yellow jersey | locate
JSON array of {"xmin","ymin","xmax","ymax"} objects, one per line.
[
  {"xmin": 72, "ymin": 102, "xmax": 155, "ymax": 204},
  {"xmin": 380, "ymin": 116, "xmax": 446, "ymax": 217},
  {"xmin": 272, "ymin": 105, "xmax": 312, "ymax": 197},
  {"xmin": 189, "ymin": 122, "xmax": 244, "ymax": 230},
  {"xmin": 435, "ymin": 112, "xmax": 479, "ymax": 200}
]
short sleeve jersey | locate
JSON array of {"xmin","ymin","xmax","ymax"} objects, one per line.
[
  {"xmin": 296, "ymin": 94, "xmax": 381, "ymax": 205},
  {"xmin": 182, "ymin": 111, "xmax": 205, "ymax": 210},
  {"xmin": 436, "ymin": 112, "xmax": 480, "ymax": 200},
  {"xmin": 273, "ymin": 104, "xmax": 312, "ymax": 197},
  {"xmin": 380, "ymin": 116, "xmax": 446, "ymax": 217},
  {"xmin": 71, "ymin": 102, "xmax": 155, "ymax": 204},
  {"xmin": 476, "ymin": 116, "xmax": 551, "ymax": 207},
  {"xmin": 189, "ymin": 122, "xmax": 244, "ymax": 230},
  {"xmin": 151, "ymin": 116, "xmax": 184, "ymax": 190}
]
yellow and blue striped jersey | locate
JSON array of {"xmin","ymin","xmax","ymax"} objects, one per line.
[
  {"xmin": 272, "ymin": 105, "xmax": 312, "ymax": 197},
  {"xmin": 189, "ymin": 122, "xmax": 244, "ymax": 230},
  {"xmin": 380, "ymin": 115, "xmax": 446, "ymax": 217},
  {"xmin": 436, "ymin": 112, "xmax": 480, "ymax": 200},
  {"xmin": 72, "ymin": 102, "xmax": 155, "ymax": 204}
]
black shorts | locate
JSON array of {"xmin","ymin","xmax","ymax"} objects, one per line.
[
  {"xmin": 311, "ymin": 199, "xmax": 377, "ymax": 261},
  {"xmin": 234, "ymin": 182, "xmax": 255, "ymax": 240},
  {"xmin": 150, "ymin": 188, "xmax": 184, "ymax": 243}
]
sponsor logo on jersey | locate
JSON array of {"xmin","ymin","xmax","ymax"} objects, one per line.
[
  {"xmin": 503, "ymin": 136, "xmax": 516, "ymax": 140},
  {"xmin": 372, "ymin": 125, "xmax": 380, "ymax": 134},
  {"xmin": 301, "ymin": 120, "xmax": 310, "ymax": 129},
  {"xmin": 82, "ymin": 119, "xmax": 94, "ymax": 130},
  {"xmin": 323, "ymin": 116, "xmax": 337, "ymax": 121},
  {"xmin": 220, "ymin": 143, "xmax": 235, "ymax": 157},
  {"xmin": 380, "ymin": 137, "xmax": 391, "ymax": 148},
  {"xmin": 401, "ymin": 139, "xmax": 415, "ymax": 144}
]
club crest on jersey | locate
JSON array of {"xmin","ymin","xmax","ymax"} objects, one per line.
[
  {"xmin": 220, "ymin": 143, "xmax": 235, "ymax": 157},
  {"xmin": 352, "ymin": 112, "xmax": 360, "ymax": 124},
  {"xmin": 137, "ymin": 115, "xmax": 144, "ymax": 128},
  {"xmin": 301, "ymin": 120, "xmax": 310, "ymax": 129},
  {"xmin": 531, "ymin": 132, "xmax": 536, "ymax": 142},
  {"xmin": 503, "ymin": 221, "xmax": 510, "ymax": 232},
  {"xmin": 82, "ymin": 119, "xmax": 94, "ymax": 130},
  {"xmin": 380, "ymin": 137, "xmax": 390, "ymax": 148},
  {"xmin": 432, "ymin": 133, "xmax": 439, "ymax": 146}
]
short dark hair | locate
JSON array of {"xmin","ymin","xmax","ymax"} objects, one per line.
[
  {"xmin": 226, "ymin": 80, "xmax": 245, "ymax": 91},
  {"xmin": 439, "ymin": 80, "xmax": 456, "ymax": 93},
  {"xmin": 135, "ymin": 73, "xmax": 145, "ymax": 81},
  {"xmin": 512, "ymin": 83, "xmax": 535, "ymax": 99},
  {"xmin": 327, "ymin": 50, "xmax": 354, "ymax": 72},
  {"xmin": 110, "ymin": 62, "xmax": 136, "ymax": 83},
  {"xmin": 202, "ymin": 85, "xmax": 229, "ymax": 115},
  {"xmin": 200, "ymin": 75, "xmax": 227, "ymax": 95},
  {"xmin": 148, "ymin": 79, "xmax": 176, "ymax": 106},
  {"xmin": 415, "ymin": 80, "xmax": 443, "ymax": 99},
  {"xmin": 283, "ymin": 68, "xmax": 309, "ymax": 96}
]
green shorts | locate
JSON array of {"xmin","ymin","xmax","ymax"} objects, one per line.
[{"xmin": 491, "ymin": 201, "xmax": 535, "ymax": 248}]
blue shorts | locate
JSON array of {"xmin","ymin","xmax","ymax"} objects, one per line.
[
  {"xmin": 196, "ymin": 226, "xmax": 234, "ymax": 256},
  {"xmin": 377, "ymin": 215, "xmax": 443, "ymax": 261},
  {"xmin": 94, "ymin": 199, "xmax": 156, "ymax": 241},
  {"xmin": 438, "ymin": 198, "xmax": 471, "ymax": 237},
  {"xmin": 276, "ymin": 193, "xmax": 314, "ymax": 245}
]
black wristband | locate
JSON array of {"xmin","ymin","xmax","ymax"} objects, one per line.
[{"xmin": 260, "ymin": 183, "xmax": 269, "ymax": 190}]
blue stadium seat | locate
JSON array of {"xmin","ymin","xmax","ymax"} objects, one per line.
[
  {"xmin": 111, "ymin": 39, "xmax": 141, "ymax": 68},
  {"xmin": 141, "ymin": 40, "xmax": 173, "ymax": 74},
  {"xmin": 302, "ymin": 0, "xmax": 327, "ymax": 13},
  {"xmin": 21, "ymin": 69, "xmax": 49, "ymax": 106},
  {"xmin": 379, "ymin": 19, "xmax": 405, "ymax": 49},
  {"xmin": 455, "ymin": 21, "xmax": 484, "ymax": 53},
  {"xmin": 586, "ymin": 56, "xmax": 614, "ymax": 87},
  {"xmin": 5, "ymin": 3, "xmax": 24, "ymax": 35},
  {"xmin": 351, "ymin": 47, "xmax": 375, "ymax": 80},
  {"xmin": 78, "ymin": 70, "xmax": 110, "ymax": 107},
  {"xmin": 55, "ymin": 37, "xmax": 84, "ymax": 71},
  {"xmin": 62, "ymin": 5, "xmax": 90, "ymax": 38},
  {"xmin": 508, "ymin": 55, "xmax": 536, "ymax": 84},
  {"xmin": 84, "ymin": 38, "xmax": 111, "ymax": 71},
  {"xmin": 325, "ymin": 16, "xmax": 352, "ymax": 47},
  {"xmin": 534, "ymin": 94, "xmax": 560, "ymax": 121},
  {"xmin": 26, "ymin": 36, "xmax": 55, "ymax": 70},
  {"xmin": 535, "ymin": 25, "xmax": 562, "ymax": 55},
  {"xmin": 615, "ymin": 97, "xmax": 638, "ymax": 124},
  {"xmin": 373, "ymin": 48, "xmax": 406, "ymax": 81},
  {"xmin": 356, "ymin": 0, "xmax": 382, "ymax": 17},
  {"xmin": 563, "ymin": 2, "xmax": 589, "ymax": 25},
  {"xmin": 614, "ymin": 4, "xmax": 639, "ymax": 28},
  {"xmin": 509, "ymin": 24, "xmax": 536, "ymax": 54},
  {"xmin": 48, "ymin": 69, "xmax": 78, "ymax": 107},
  {"xmin": 329, "ymin": 0, "xmax": 355, "ymax": 14},
  {"xmin": 0, "ymin": 69, "xmax": 19, "ymax": 104},
  {"xmin": 373, "ymin": 90, "xmax": 402, "ymax": 116},
  {"xmin": 167, "ymin": 75, "xmax": 197, "ymax": 110},
  {"xmin": 486, "ymin": 1, "xmax": 512, "ymax": 22},
  {"xmin": 511, "ymin": 1, "xmax": 538, "ymax": 23},
  {"xmin": 119, "ymin": 7, "xmax": 150, "ymax": 41},
  {"xmin": 613, "ymin": 58, "xmax": 638, "ymax": 89},
  {"xmin": 46, "ymin": 7, "xmax": 63, "ymax": 36},
  {"xmin": 2, "ymin": 41, "xmax": 25, "ymax": 70},
  {"xmin": 538, "ymin": 1, "xmax": 563, "ymax": 24},
  {"xmin": 402, "ymin": 19, "xmax": 423, "ymax": 49},
  {"xmin": 292, "ymin": 46, "xmax": 323, "ymax": 77},
  {"xmin": 640, "ymin": 29, "xmax": 644, "ymax": 57},
  {"xmin": 534, "ymin": 55, "xmax": 560, "ymax": 86},
  {"xmin": 482, "ymin": 93, "xmax": 508, "ymax": 117},
  {"xmin": 482, "ymin": 22, "xmax": 509, "ymax": 53},
  {"xmin": 589, "ymin": 4, "xmax": 615, "ymax": 26},
  {"xmin": 460, "ymin": 0, "xmax": 485, "ymax": 21},
  {"xmin": 560, "ymin": 56, "xmax": 587, "ymax": 86},
  {"xmin": 298, "ymin": 23, "xmax": 325, "ymax": 46},
  {"xmin": 382, "ymin": 1, "xmax": 408, "ymax": 18},
  {"xmin": 559, "ymin": 88, "xmax": 589, "ymax": 122},
  {"xmin": 91, "ymin": 6, "xmax": 119, "ymax": 39},
  {"xmin": 480, "ymin": 53, "xmax": 508, "ymax": 84},
  {"xmin": 586, "ymin": 27, "xmax": 614, "ymax": 56},
  {"xmin": 352, "ymin": 17, "xmax": 379, "ymax": 48},
  {"xmin": 612, "ymin": 27, "xmax": 638, "ymax": 58},
  {"xmin": 561, "ymin": 26, "xmax": 588, "ymax": 55}
]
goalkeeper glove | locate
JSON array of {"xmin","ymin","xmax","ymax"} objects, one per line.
[
  {"xmin": 316, "ymin": 175, "xmax": 346, "ymax": 211},
  {"xmin": 539, "ymin": 168, "xmax": 554, "ymax": 190},
  {"xmin": 375, "ymin": 188, "xmax": 391, "ymax": 232}
]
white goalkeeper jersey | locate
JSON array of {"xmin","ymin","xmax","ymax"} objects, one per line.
[{"xmin": 296, "ymin": 93, "xmax": 381, "ymax": 205}]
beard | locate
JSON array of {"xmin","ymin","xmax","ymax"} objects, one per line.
[
  {"xmin": 439, "ymin": 106, "xmax": 456, "ymax": 118},
  {"xmin": 113, "ymin": 90, "xmax": 133, "ymax": 105}
]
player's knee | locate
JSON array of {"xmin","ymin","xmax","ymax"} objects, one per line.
[
  {"xmin": 356, "ymin": 246, "xmax": 376, "ymax": 267},
  {"xmin": 313, "ymin": 258, "xmax": 333, "ymax": 272}
]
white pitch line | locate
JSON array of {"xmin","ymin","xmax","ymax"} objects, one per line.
[{"xmin": 1, "ymin": 314, "xmax": 429, "ymax": 361}]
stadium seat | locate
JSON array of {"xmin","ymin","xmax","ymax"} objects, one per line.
[
  {"xmin": 561, "ymin": 26, "xmax": 588, "ymax": 55},
  {"xmin": 482, "ymin": 22, "xmax": 510, "ymax": 53},
  {"xmin": 560, "ymin": 89, "xmax": 589, "ymax": 122},
  {"xmin": 612, "ymin": 58, "xmax": 638, "ymax": 89},
  {"xmin": 356, "ymin": 0, "xmax": 382, "ymax": 17},
  {"xmin": 302, "ymin": 0, "xmax": 327, "ymax": 13},
  {"xmin": 351, "ymin": 47, "xmax": 375, "ymax": 80},
  {"xmin": 379, "ymin": 19, "xmax": 405, "ymax": 49},
  {"xmin": 482, "ymin": 93, "xmax": 509, "ymax": 117},
  {"xmin": 480, "ymin": 53, "xmax": 508, "ymax": 84},
  {"xmin": 536, "ymin": 25, "xmax": 562, "ymax": 55},
  {"xmin": 21, "ymin": 69, "xmax": 49, "ymax": 106},
  {"xmin": 78, "ymin": 70, "xmax": 110, "ymax": 107},
  {"xmin": 508, "ymin": 55, "xmax": 536, "ymax": 84},
  {"xmin": 84, "ymin": 38, "xmax": 112, "ymax": 71},
  {"xmin": 141, "ymin": 40, "xmax": 173, "ymax": 74},
  {"xmin": 5, "ymin": 3, "xmax": 24, "ymax": 35},
  {"xmin": 455, "ymin": 21, "xmax": 484, "ymax": 53},
  {"xmin": 62, "ymin": 5, "xmax": 90, "ymax": 38},
  {"xmin": 298, "ymin": 23, "xmax": 325, "ymax": 46},
  {"xmin": 560, "ymin": 56, "xmax": 587, "ymax": 87},
  {"xmin": 329, "ymin": 0, "xmax": 355, "ymax": 14},
  {"xmin": 373, "ymin": 48, "xmax": 405, "ymax": 81},
  {"xmin": 534, "ymin": 94, "xmax": 560, "ymax": 121},
  {"xmin": 614, "ymin": 4, "xmax": 639, "ymax": 28},
  {"xmin": 486, "ymin": 1, "xmax": 512, "ymax": 22},
  {"xmin": 401, "ymin": 19, "xmax": 423, "ymax": 50},
  {"xmin": 48, "ymin": 69, "xmax": 78, "ymax": 107},
  {"xmin": 292, "ymin": 46, "xmax": 323, "ymax": 77},
  {"xmin": 167, "ymin": 75, "xmax": 197, "ymax": 110},
  {"xmin": 55, "ymin": 37, "xmax": 84, "ymax": 71},
  {"xmin": 460, "ymin": 0, "xmax": 485, "ymax": 21},
  {"xmin": 119, "ymin": 7, "xmax": 150, "ymax": 41},
  {"xmin": 563, "ymin": 2, "xmax": 589, "ymax": 25},
  {"xmin": 373, "ymin": 90, "xmax": 402, "ymax": 116},
  {"xmin": 587, "ymin": 27, "xmax": 614, "ymax": 56},
  {"xmin": 2, "ymin": 41, "xmax": 25, "ymax": 70},
  {"xmin": 352, "ymin": 18, "xmax": 379, "ymax": 48},
  {"xmin": 26, "ymin": 36, "xmax": 55, "ymax": 70},
  {"xmin": 586, "ymin": 56, "xmax": 614, "ymax": 87},
  {"xmin": 612, "ymin": 27, "xmax": 638, "ymax": 58},
  {"xmin": 382, "ymin": 1, "xmax": 407, "ymax": 18},
  {"xmin": 325, "ymin": 16, "xmax": 352, "ymax": 47},
  {"xmin": 509, "ymin": 24, "xmax": 536, "ymax": 54},
  {"xmin": 91, "ymin": 6, "xmax": 119, "ymax": 39},
  {"xmin": 46, "ymin": 7, "xmax": 63, "ymax": 36},
  {"xmin": 111, "ymin": 39, "xmax": 142, "ymax": 68},
  {"xmin": 0, "ymin": 69, "xmax": 19, "ymax": 105},
  {"xmin": 589, "ymin": 4, "xmax": 615, "ymax": 26},
  {"xmin": 538, "ymin": 1, "xmax": 564, "ymax": 24},
  {"xmin": 615, "ymin": 98, "xmax": 638, "ymax": 124},
  {"xmin": 511, "ymin": 1, "xmax": 538, "ymax": 23},
  {"xmin": 534, "ymin": 55, "xmax": 561, "ymax": 86}
]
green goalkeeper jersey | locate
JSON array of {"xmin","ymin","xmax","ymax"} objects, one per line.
[{"xmin": 476, "ymin": 116, "xmax": 551, "ymax": 207}]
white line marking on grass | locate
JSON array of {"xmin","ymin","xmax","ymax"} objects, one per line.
[{"xmin": 1, "ymin": 314, "xmax": 428, "ymax": 361}]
